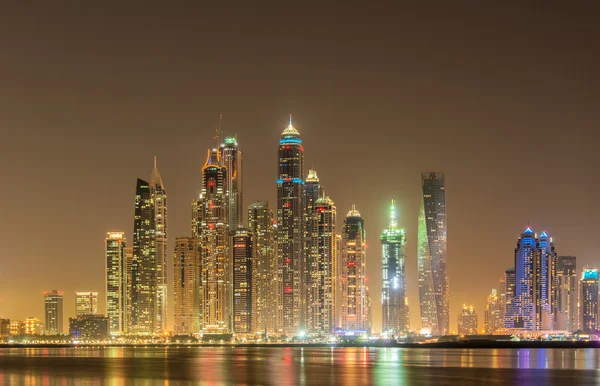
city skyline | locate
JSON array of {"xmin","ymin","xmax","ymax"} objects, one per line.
[{"xmin": 1, "ymin": 3, "xmax": 598, "ymax": 333}]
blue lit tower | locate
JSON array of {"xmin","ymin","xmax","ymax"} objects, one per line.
[
  {"xmin": 418, "ymin": 172, "xmax": 448, "ymax": 335},
  {"xmin": 505, "ymin": 227, "xmax": 536, "ymax": 329},
  {"xmin": 277, "ymin": 115, "xmax": 305, "ymax": 333},
  {"xmin": 581, "ymin": 268, "xmax": 599, "ymax": 332},
  {"xmin": 381, "ymin": 200, "xmax": 407, "ymax": 333}
]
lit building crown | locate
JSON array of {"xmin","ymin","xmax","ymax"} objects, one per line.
[
  {"xmin": 346, "ymin": 204, "xmax": 361, "ymax": 218},
  {"xmin": 281, "ymin": 114, "xmax": 300, "ymax": 138},
  {"xmin": 306, "ymin": 169, "xmax": 319, "ymax": 182}
]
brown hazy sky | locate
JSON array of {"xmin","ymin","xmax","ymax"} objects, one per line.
[{"xmin": 0, "ymin": 2, "xmax": 598, "ymax": 333}]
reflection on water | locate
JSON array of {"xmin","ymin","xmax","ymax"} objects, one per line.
[{"xmin": 0, "ymin": 347, "xmax": 599, "ymax": 385}]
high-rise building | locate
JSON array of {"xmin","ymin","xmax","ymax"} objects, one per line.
[
  {"xmin": 248, "ymin": 201, "xmax": 277, "ymax": 334},
  {"xmin": 233, "ymin": 229, "xmax": 254, "ymax": 334},
  {"xmin": 25, "ymin": 317, "xmax": 42, "ymax": 335},
  {"xmin": 106, "ymin": 232, "xmax": 128, "ymax": 335},
  {"xmin": 504, "ymin": 227, "xmax": 559, "ymax": 331},
  {"xmin": 125, "ymin": 245, "xmax": 133, "ymax": 332},
  {"xmin": 381, "ymin": 201, "xmax": 408, "ymax": 333},
  {"xmin": 307, "ymin": 195, "xmax": 336, "ymax": 334},
  {"xmin": 304, "ymin": 169, "xmax": 324, "ymax": 333},
  {"xmin": 556, "ymin": 256, "xmax": 578, "ymax": 331},
  {"xmin": 580, "ymin": 268, "xmax": 599, "ymax": 333},
  {"xmin": 44, "ymin": 290, "xmax": 63, "ymax": 334},
  {"xmin": 9, "ymin": 320, "xmax": 25, "ymax": 336},
  {"xmin": 193, "ymin": 147, "xmax": 231, "ymax": 333},
  {"xmin": 220, "ymin": 133, "xmax": 243, "ymax": 232},
  {"xmin": 418, "ymin": 172, "xmax": 449, "ymax": 335},
  {"xmin": 150, "ymin": 157, "xmax": 168, "ymax": 333},
  {"xmin": 173, "ymin": 237, "xmax": 201, "ymax": 335},
  {"xmin": 504, "ymin": 269, "xmax": 516, "ymax": 327},
  {"xmin": 535, "ymin": 231, "xmax": 558, "ymax": 330},
  {"xmin": 484, "ymin": 288, "xmax": 504, "ymax": 334},
  {"xmin": 458, "ymin": 304, "xmax": 478, "ymax": 335},
  {"xmin": 75, "ymin": 292, "xmax": 98, "ymax": 316},
  {"xmin": 277, "ymin": 115, "xmax": 305, "ymax": 334},
  {"xmin": 365, "ymin": 287, "xmax": 372, "ymax": 333},
  {"xmin": 0, "ymin": 319, "xmax": 10, "ymax": 338},
  {"xmin": 340, "ymin": 206, "xmax": 367, "ymax": 333}
]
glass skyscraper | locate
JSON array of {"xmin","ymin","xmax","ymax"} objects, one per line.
[
  {"xmin": 233, "ymin": 229, "xmax": 254, "ymax": 334},
  {"xmin": 220, "ymin": 135, "xmax": 243, "ymax": 231},
  {"xmin": 556, "ymin": 256, "xmax": 578, "ymax": 331},
  {"xmin": 418, "ymin": 172, "xmax": 448, "ymax": 335},
  {"xmin": 131, "ymin": 178, "xmax": 157, "ymax": 334},
  {"xmin": 173, "ymin": 237, "xmax": 201, "ymax": 334},
  {"xmin": 581, "ymin": 268, "xmax": 598, "ymax": 333},
  {"xmin": 381, "ymin": 201, "xmax": 408, "ymax": 333},
  {"xmin": 150, "ymin": 157, "xmax": 168, "ymax": 333},
  {"xmin": 248, "ymin": 201, "xmax": 277, "ymax": 334},
  {"xmin": 105, "ymin": 233, "xmax": 127, "ymax": 335},
  {"xmin": 340, "ymin": 205, "xmax": 367, "ymax": 332},
  {"xmin": 44, "ymin": 290, "xmax": 64, "ymax": 334},
  {"xmin": 276, "ymin": 116, "xmax": 305, "ymax": 333}
]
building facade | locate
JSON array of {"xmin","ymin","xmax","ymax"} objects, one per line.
[
  {"xmin": 418, "ymin": 172, "xmax": 449, "ymax": 335},
  {"xmin": 556, "ymin": 256, "xmax": 578, "ymax": 332},
  {"xmin": 304, "ymin": 169, "xmax": 324, "ymax": 333},
  {"xmin": 248, "ymin": 201, "xmax": 277, "ymax": 334},
  {"xmin": 44, "ymin": 290, "xmax": 63, "ymax": 334},
  {"xmin": 220, "ymin": 134, "xmax": 243, "ymax": 231},
  {"xmin": 581, "ymin": 268, "xmax": 598, "ymax": 333},
  {"xmin": 233, "ymin": 229, "xmax": 254, "ymax": 334},
  {"xmin": 131, "ymin": 178, "xmax": 157, "ymax": 334},
  {"xmin": 69, "ymin": 315, "xmax": 109, "ymax": 340},
  {"xmin": 484, "ymin": 288, "xmax": 505, "ymax": 334},
  {"xmin": 106, "ymin": 232, "xmax": 128, "ymax": 335},
  {"xmin": 307, "ymin": 195, "xmax": 336, "ymax": 334},
  {"xmin": 381, "ymin": 201, "xmax": 408, "ymax": 333},
  {"xmin": 193, "ymin": 148, "xmax": 231, "ymax": 333},
  {"xmin": 277, "ymin": 116, "xmax": 305, "ymax": 333},
  {"xmin": 25, "ymin": 317, "xmax": 42, "ymax": 335},
  {"xmin": 150, "ymin": 157, "xmax": 168, "ymax": 333},
  {"xmin": 173, "ymin": 237, "xmax": 201, "ymax": 334},
  {"xmin": 75, "ymin": 292, "xmax": 98, "ymax": 316},
  {"xmin": 458, "ymin": 305, "xmax": 478, "ymax": 335},
  {"xmin": 340, "ymin": 206, "xmax": 367, "ymax": 332}
]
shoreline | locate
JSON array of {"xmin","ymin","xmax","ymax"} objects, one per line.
[{"xmin": 2, "ymin": 341, "xmax": 600, "ymax": 349}]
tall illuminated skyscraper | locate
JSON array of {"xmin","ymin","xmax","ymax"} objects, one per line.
[
  {"xmin": 505, "ymin": 227, "xmax": 536, "ymax": 330},
  {"xmin": 75, "ymin": 292, "xmax": 98, "ymax": 316},
  {"xmin": 306, "ymin": 195, "xmax": 336, "ymax": 334},
  {"xmin": 305, "ymin": 169, "xmax": 323, "ymax": 332},
  {"xmin": 233, "ymin": 228, "xmax": 254, "ymax": 334},
  {"xmin": 484, "ymin": 288, "xmax": 504, "ymax": 334},
  {"xmin": 173, "ymin": 237, "xmax": 201, "ymax": 334},
  {"xmin": 381, "ymin": 201, "xmax": 407, "ymax": 333},
  {"xmin": 193, "ymin": 147, "xmax": 231, "ymax": 333},
  {"xmin": 276, "ymin": 115, "xmax": 305, "ymax": 333},
  {"xmin": 556, "ymin": 256, "xmax": 578, "ymax": 331},
  {"xmin": 131, "ymin": 178, "xmax": 157, "ymax": 334},
  {"xmin": 458, "ymin": 305, "xmax": 478, "ymax": 335},
  {"xmin": 44, "ymin": 290, "xmax": 63, "ymax": 334},
  {"xmin": 418, "ymin": 172, "xmax": 448, "ymax": 335},
  {"xmin": 340, "ymin": 205, "xmax": 367, "ymax": 332},
  {"xmin": 581, "ymin": 268, "xmax": 598, "ymax": 333},
  {"xmin": 105, "ymin": 232, "xmax": 127, "ymax": 334},
  {"xmin": 220, "ymin": 132, "xmax": 243, "ymax": 232},
  {"xmin": 150, "ymin": 157, "xmax": 168, "ymax": 333},
  {"xmin": 535, "ymin": 231, "xmax": 557, "ymax": 330},
  {"xmin": 248, "ymin": 201, "xmax": 277, "ymax": 334}
]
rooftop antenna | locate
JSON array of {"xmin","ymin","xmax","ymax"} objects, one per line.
[
  {"xmin": 289, "ymin": 114, "xmax": 293, "ymax": 127},
  {"xmin": 214, "ymin": 114, "xmax": 223, "ymax": 149}
]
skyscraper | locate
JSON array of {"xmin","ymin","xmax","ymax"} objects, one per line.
[
  {"xmin": 304, "ymin": 169, "xmax": 323, "ymax": 332},
  {"xmin": 418, "ymin": 172, "xmax": 449, "ymax": 335},
  {"xmin": 504, "ymin": 227, "xmax": 559, "ymax": 331},
  {"xmin": 131, "ymin": 178, "xmax": 157, "ymax": 334},
  {"xmin": 193, "ymin": 147, "xmax": 231, "ymax": 333},
  {"xmin": 173, "ymin": 237, "xmax": 201, "ymax": 334},
  {"xmin": 233, "ymin": 229, "xmax": 254, "ymax": 334},
  {"xmin": 248, "ymin": 201, "xmax": 277, "ymax": 334},
  {"xmin": 556, "ymin": 256, "xmax": 578, "ymax": 331},
  {"xmin": 75, "ymin": 292, "xmax": 98, "ymax": 316},
  {"xmin": 220, "ymin": 133, "xmax": 243, "ymax": 232},
  {"xmin": 458, "ymin": 305, "xmax": 478, "ymax": 335},
  {"xmin": 105, "ymin": 232, "xmax": 127, "ymax": 335},
  {"xmin": 277, "ymin": 115, "xmax": 305, "ymax": 333},
  {"xmin": 484, "ymin": 288, "xmax": 504, "ymax": 334},
  {"xmin": 381, "ymin": 201, "xmax": 408, "ymax": 333},
  {"xmin": 581, "ymin": 268, "xmax": 598, "ymax": 333},
  {"xmin": 307, "ymin": 195, "xmax": 336, "ymax": 334},
  {"xmin": 44, "ymin": 290, "xmax": 63, "ymax": 334},
  {"xmin": 340, "ymin": 205, "xmax": 367, "ymax": 332},
  {"xmin": 150, "ymin": 157, "xmax": 168, "ymax": 333},
  {"xmin": 504, "ymin": 268, "xmax": 516, "ymax": 328}
]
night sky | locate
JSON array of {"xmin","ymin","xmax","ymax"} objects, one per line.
[{"xmin": 0, "ymin": 2, "xmax": 598, "ymax": 332}]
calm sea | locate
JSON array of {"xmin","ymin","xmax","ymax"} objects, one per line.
[{"xmin": 1, "ymin": 346, "xmax": 599, "ymax": 385}]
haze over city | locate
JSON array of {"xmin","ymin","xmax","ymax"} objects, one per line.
[{"xmin": 0, "ymin": 1, "xmax": 598, "ymax": 334}]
